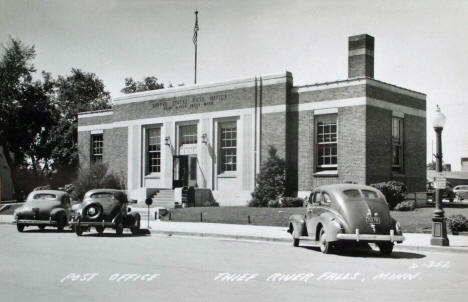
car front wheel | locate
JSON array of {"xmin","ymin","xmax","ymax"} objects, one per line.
[
  {"xmin": 96, "ymin": 226, "xmax": 105, "ymax": 235},
  {"xmin": 377, "ymin": 242, "xmax": 394, "ymax": 255},
  {"xmin": 17, "ymin": 224, "xmax": 25, "ymax": 232},
  {"xmin": 131, "ymin": 218, "xmax": 140, "ymax": 235},
  {"xmin": 319, "ymin": 228, "xmax": 332, "ymax": 254}
]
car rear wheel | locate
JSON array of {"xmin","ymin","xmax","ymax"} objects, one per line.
[
  {"xmin": 319, "ymin": 228, "xmax": 332, "ymax": 254},
  {"xmin": 17, "ymin": 224, "xmax": 25, "ymax": 232},
  {"xmin": 57, "ymin": 215, "xmax": 66, "ymax": 232},
  {"xmin": 75, "ymin": 223, "xmax": 83, "ymax": 236},
  {"xmin": 96, "ymin": 226, "xmax": 105, "ymax": 235},
  {"xmin": 377, "ymin": 242, "xmax": 394, "ymax": 255},
  {"xmin": 115, "ymin": 224, "xmax": 123, "ymax": 236}
]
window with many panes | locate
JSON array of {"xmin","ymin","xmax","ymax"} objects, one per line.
[
  {"xmin": 180, "ymin": 125, "xmax": 197, "ymax": 145},
  {"xmin": 91, "ymin": 134, "xmax": 103, "ymax": 162},
  {"xmin": 392, "ymin": 117, "xmax": 403, "ymax": 171},
  {"xmin": 316, "ymin": 117, "xmax": 337, "ymax": 171},
  {"xmin": 219, "ymin": 121, "xmax": 237, "ymax": 172},
  {"xmin": 147, "ymin": 127, "xmax": 161, "ymax": 173}
]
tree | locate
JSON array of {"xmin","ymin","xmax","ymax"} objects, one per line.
[
  {"xmin": 0, "ymin": 38, "xmax": 58, "ymax": 192},
  {"xmin": 49, "ymin": 69, "xmax": 111, "ymax": 179},
  {"xmin": 249, "ymin": 146, "xmax": 287, "ymax": 207},
  {"xmin": 120, "ymin": 76, "xmax": 164, "ymax": 94}
]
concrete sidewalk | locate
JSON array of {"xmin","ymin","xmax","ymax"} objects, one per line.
[{"xmin": 2, "ymin": 214, "xmax": 468, "ymax": 254}]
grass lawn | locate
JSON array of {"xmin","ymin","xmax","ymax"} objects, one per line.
[{"xmin": 165, "ymin": 204, "xmax": 468, "ymax": 233}]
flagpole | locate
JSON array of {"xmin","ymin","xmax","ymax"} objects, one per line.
[{"xmin": 194, "ymin": 10, "xmax": 198, "ymax": 84}]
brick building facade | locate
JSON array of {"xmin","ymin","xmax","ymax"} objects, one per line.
[{"xmin": 77, "ymin": 34, "xmax": 426, "ymax": 205}]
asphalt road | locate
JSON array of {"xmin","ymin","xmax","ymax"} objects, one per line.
[{"xmin": 1, "ymin": 225, "xmax": 467, "ymax": 302}]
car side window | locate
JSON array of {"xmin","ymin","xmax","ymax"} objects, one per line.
[
  {"xmin": 308, "ymin": 193, "xmax": 314, "ymax": 204},
  {"xmin": 322, "ymin": 192, "xmax": 332, "ymax": 205},
  {"xmin": 313, "ymin": 192, "xmax": 323, "ymax": 204}
]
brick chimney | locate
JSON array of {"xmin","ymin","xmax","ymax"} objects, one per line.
[{"xmin": 348, "ymin": 34, "xmax": 374, "ymax": 78}]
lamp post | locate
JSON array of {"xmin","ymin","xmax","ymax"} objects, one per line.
[{"xmin": 430, "ymin": 105, "xmax": 450, "ymax": 246}]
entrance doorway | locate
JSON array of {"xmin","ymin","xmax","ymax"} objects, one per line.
[{"xmin": 173, "ymin": 155, "xmax": 197, "ymax": 188}]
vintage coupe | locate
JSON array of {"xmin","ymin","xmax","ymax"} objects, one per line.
[
  {"xmin": 288, "ymin": 184, "xmax": 404, "ymax": 255},
  {"xmin": 70, "ymin": 189, "xmax": 141, "ymax": 236},
  {"xmin": 14, "ymin": 190, "xmax": 71, "ymax": 232}
]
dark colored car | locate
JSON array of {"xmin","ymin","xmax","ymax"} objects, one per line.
[
  {"xmin": 427, "ymin": 181, "xmax": 455, "ymax": 202},
  {"xmin": 14, "ymin": 190, "xmax": 71, "ymax": 232},
  {"xmin": 70, "ymin": 189, "xmax": 141, "ymax": 236},
  {"xmin": 288, "ymin": 184, "xmax": 404, "ymax": 255}
]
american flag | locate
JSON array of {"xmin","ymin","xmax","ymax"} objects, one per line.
[{"xmin": 193, "ymin": 10, "xmax": 199, "ymax": 45}]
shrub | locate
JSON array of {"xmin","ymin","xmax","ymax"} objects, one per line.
[
  {"xmin": 447, "ymin": 215, "xmax": 468, "ymax": 233},
  {"xmin": 267, "ymin": 199, "xmax": 280, "ymax": 208},
  {"xmin": 70, "ymin": 162, "xmax": 125, "ymax": 201},
  {"xmin": 280, "ymin": 197, "xmax": 304, "ymax": 208},
  {"xmin": 393, "ymin": 200, "xmax": 416, "ymax": 211},
  {"xmin": 249, "ymin": 146, "xmax": 286, "ymax": 207},
  {"xmin": 371, "ymin": 180, "xmax": 407, "ymax": 210}
]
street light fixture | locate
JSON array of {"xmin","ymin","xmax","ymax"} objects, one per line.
[{"xmin": 430, "ymin": 105, "xmax": 449, "ymax": 246}]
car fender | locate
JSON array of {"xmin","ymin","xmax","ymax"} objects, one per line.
[
  {"xmin": 288, "ymin": 214, "xmax": 308, "ymax": 237},
  {"xmin": 316, "ymin": 212, "xmax": 344, "ymax": 242},
  {"xmin": 50, "ymin": 208, "xmax": 66, "ymax": 219}
]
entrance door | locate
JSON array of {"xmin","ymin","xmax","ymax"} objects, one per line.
[{"xmin": 173, "ymin": 155, "xmax": 197, "ymax": 188}]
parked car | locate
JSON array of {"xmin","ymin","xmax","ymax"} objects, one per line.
[
  {"xmin": 453, "ymin": 185, "xmax": 468, "ymax": 201},
  {"xmin": 70, "ymin": 189, "xmax": 140, "ymax": 236},
  {"xmin": 426, "ymin": 181, "xmax": 455, "ymax": 202},
  {"xmin": 14, "ymin": 190, "xmax": 71, "ymax": 232},
  {"xmin": 288, "ymin": 184, "xmax": 404, "ymax": 255}
]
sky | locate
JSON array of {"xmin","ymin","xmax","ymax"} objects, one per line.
[{"xmin": 1, "ymin": 0, "xmax": 467, "ymax": 170}]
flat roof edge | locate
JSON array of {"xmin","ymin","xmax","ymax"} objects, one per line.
[{"xmin": 112, "ymin": 71, "xmax": 292, "ymax": 104}]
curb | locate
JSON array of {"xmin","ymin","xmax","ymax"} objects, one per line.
[
  {"xmin": 149, "ymin": 229, "xmax": 468, "ymax": 254},
  {"xmin": 150, "ymin": 229, "xmax": 291, "ymax": 243}
]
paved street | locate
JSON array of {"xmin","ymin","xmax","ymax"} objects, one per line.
[{"xmin": 1, "ymin": 225, "xmax": 467, "ymax": 302}]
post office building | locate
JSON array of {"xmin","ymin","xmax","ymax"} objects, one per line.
[{"xmin": 77, "ymin": 34, "xmax": 426, "ymax": 206}]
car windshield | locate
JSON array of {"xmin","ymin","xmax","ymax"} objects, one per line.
[
  {"xmin": 342, "ymin": 189, "xmax": 361, "ymax": 198},
  {"xmin": 90, "ymin": 192, "xmax": 115, "ymax": 199},
  {"xmin": 32, "ymin": 193, "xmax": 56, "ymax": 200}
]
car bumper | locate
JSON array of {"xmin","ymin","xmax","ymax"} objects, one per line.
[
  {"xmin": 15, "ymin": 219, "xmax": 58, "ymax": 226},
  {"xmin": 69, "ymin": 221, "xmax": 115, "ymax": 227},
  {"xmin": 337, "ymin": 230, "xmax": 404, "ymax": 243}
]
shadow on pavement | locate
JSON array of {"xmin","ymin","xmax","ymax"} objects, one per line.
[
  {"xmin": 80, "ymin": 229, "xmax": 151, "ymax": 237},
  {"xmin": 22, "ymin": 229, "xmax": 73, "ymax": 233},
  {"xmin": 300, "ymin": 245, "xmax": 426, "ymax": 259}
]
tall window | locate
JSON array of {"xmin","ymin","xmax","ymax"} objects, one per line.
[
  {"xmin": 180, "ymin": 125, "xmax": 197, "ymax": 145},
  {"xmin": 220, "ymin": 121, "xmax": 237, "ymax": 172},
  {"xmin": 316, "ymin": 118, "xmax": 337, "ymax": 171},
  {"xmin": 90, "ymin": 134, "xmax": 103, "ymax": 162},
  {"xmin": 392, "ymin": 117, "xmax": 403, "ymax": 171},
  {"xmin": 147, "ymin": 128, "xmax": 161, "ymax": 173}
]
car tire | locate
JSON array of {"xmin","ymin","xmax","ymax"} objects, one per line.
[
  {"xmin": 293, "ymin": 238, "xmax": 300, "ymax": 247},
  {"xmin": 75, "ymin": 225, "xmax": 83, "ymax": 236},
  {"xmin": 131, "ymin": 217, "xmax": 140, "ymax": 235},
  {"xmin": 96, "ymin": 226, "xmax": 105, "ymax": 235},
  {"xmin": 115, "ymin": 224, "xmax": 123, "ymax": 236},
  {"xmin": 377, "ymin": 242, "xmax": 394, "ymax": 255},
  {"xmin": 319, "ymin": 228, "xmax": 332, "ymax": 254},
  {"xmin": 57, "ymin": 215, "xmax": 66, "ymax": 232},
  {"xmin": 17, "ymin": 224, "xmax": 25, "ymax": 232},
  {"xmin": 83, "ymin": 203, "xmax": 103, "ymax": 221},
  {"xmin": 39, "ymin": 226, "xmax": 45, "ymax": 231}
]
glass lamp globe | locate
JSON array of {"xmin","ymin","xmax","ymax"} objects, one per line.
[{"xmin": 432, "ymin": 105, "xmax": 446, "ymax": 129}]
